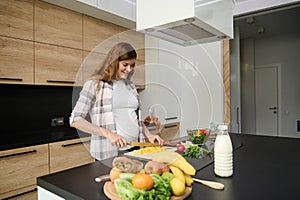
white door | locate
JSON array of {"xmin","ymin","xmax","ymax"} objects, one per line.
[{"xmin": 255, "ymin": 66, "xmax": 278, "ymax": 136}]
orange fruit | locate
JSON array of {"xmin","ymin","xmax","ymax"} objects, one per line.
[{"xmin": 132, "ymin": 173, "xmax": 154, "ymax": 190}]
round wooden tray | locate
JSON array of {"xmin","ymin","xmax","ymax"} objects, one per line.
[{"xmin": 103, "ymin": 181, "xmax": 192, "ymax": 200}]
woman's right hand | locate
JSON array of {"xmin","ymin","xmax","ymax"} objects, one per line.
[
  {"xmin": 105, "ymin": 130, "xmax": 128, "ymax": 148},
  {"xmin": 70, "ymin": 119, "xmax": 128, "ymax": 148}
]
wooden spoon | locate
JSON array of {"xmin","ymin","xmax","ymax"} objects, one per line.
[{"xmin": 193, "ymin": 178, "xmax": 225, "ymax": 190}]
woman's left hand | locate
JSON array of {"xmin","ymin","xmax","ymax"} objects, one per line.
[{"xmin": 147, "ymin": 134, "xmax": 164, "ymax": 146}]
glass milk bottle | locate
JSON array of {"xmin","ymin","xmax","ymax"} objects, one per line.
[{"xmin": 214, "ymin": 124, "xmax": 233, "ymax": 177}]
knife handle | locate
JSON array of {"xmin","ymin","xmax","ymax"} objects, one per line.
[{"xmin": 95, "ymin": 174, "xmax": 110, "ymax": 182}]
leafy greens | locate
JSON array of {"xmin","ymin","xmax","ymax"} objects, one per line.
[{"xmin": 114, "ymin": 173, "xmax": 171, "ymax": 200}]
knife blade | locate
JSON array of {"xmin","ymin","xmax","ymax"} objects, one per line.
[
  {"xmin": 128, "ymin": 142, "xmax": 160, "ymax": 147},
  {"xmin": 128, "ymin": 136, "xmax": 189, "ymax": 147}
]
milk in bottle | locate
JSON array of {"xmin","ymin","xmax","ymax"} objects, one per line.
[{"xmin": 214, "ymin": 124, "xmax": 233, "ymax": 177}]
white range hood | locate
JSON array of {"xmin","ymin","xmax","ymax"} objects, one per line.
[{"xmin": 136, "ymin": 0, "xmax": 234, "ymax": 46}]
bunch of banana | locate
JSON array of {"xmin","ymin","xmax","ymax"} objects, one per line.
[
  {"xmin": 169, "ymin": 165, "xmax": 194, "ymax": 187},
  {"xmin": 153, "ymin": 151, "xmax": 196, "ymax": 175},
  {"xmin": 153, "ymin": 151, "xmax": 196, "ymax": 196},
  {"xmin": 167, "ymin": 164, "xmax": 194, "ymax": 196}
]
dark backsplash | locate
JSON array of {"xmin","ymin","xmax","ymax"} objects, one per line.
[{"xmin": 0, "ymin": 84, "xmax": 84, "ymax": 150}]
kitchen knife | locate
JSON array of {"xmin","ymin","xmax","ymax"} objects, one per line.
[
  {"xmin": 95, "ymin": 174, "xmax": 110, "ymax": 182},
  {"xmin": 128, "ymin": 142, "xmax": 161, "ymax": 147},
  {"xmin": 128, "ymin": 136, "xmax": 190, "ymax": 147}
]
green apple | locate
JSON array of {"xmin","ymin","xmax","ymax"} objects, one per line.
[{"xmin": 161, "ymin": 171, "xmax": 175, "ymax": 182}]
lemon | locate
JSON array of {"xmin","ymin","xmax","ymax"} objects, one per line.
[{"xmin": 170, "ymin": 177, "xmax": 186, "ymax": 196}]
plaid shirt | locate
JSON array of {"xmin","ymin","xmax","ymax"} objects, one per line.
[{"xmin": 70, "ymin": 79, "xmax": 145, "ymax": 160}]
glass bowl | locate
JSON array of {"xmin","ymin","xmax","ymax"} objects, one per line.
[{"xmin": 187, "ymin": 128, "xmax": 210, "ymax": 145}]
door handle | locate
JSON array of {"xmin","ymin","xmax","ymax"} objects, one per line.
[{"xmin": 268, "ymin": 107, "xmax": 277, "ymax": 110}]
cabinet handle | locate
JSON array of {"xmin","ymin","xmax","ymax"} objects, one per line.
[
  {"xmin": 0, "ymin": 149, "xmax": 37, "ymax": 159},
  {"xmin": 2, "ymin": 188, "xmax": 37, "ymax": 200},
  {"xmin": 61, "ymin": 140, "xmax": 89, "ymax": 147},
  {"xmin": 165, "ymin": 117, "xmax": 178, "ymax": 120},
  {"xmin": 46, "ymin": 80, "xmax": 75, "ymax": 84},
  {"xmin": 0, "ymin": 77, "xmax": 23, "ymax": 81},
  {"xmin": 164, "ymin": 124, "xmax": 178, "ymax": 129}
]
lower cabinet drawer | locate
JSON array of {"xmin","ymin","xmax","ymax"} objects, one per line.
[
  {"xmin": 0, "ymin": 144, "xmax": 49, "ymax": 199},
  {"xmin": 159, "ymin": 122, "xmax": 180, "ymax": 141},
  {"xmin": 3, "ymin": 185, "xmax": 37, "ymax": 200},
  {"xmin": 49, "ymin": 137, "xmax": 95, "ymax": 173}
]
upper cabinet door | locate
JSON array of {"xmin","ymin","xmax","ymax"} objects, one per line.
[
  {"xmin": 117, "ymin": 29, "xmax": 145, "ymax": 89},
  {"xmin": 0, "ymin": 36, "xmax": 34, "ymax": 84},
  {"xmin": 131, "ymin": 60, "xmax": 145, "ymax": 89},
  {"xmin": 83, "ymin": 15, "xmax": 121, "ymax": 53},
  {"xmin": 0, "ymin": 0, "xmax": 34, "ymax": 40},
  {"xmin": 35, "ymin": 1, "xmax": 82, "ymax": 49},
  {"xmin": 77, "ymin": 0, "xmax": 98, "ymax": 7},
  {"xmin": 82, "ymin": 50, "xmax": 105, "ymax": 82},
  {"xmin": 118, "ymin": 29, "xmax": 145, "ymax": 61},
  {"xmin": 98, "ymin": 0, "xmax": 136, "ymax": 21},
  {"xmin": 35, "ymin": 43, "xmax": 83, "ymax": 86}
]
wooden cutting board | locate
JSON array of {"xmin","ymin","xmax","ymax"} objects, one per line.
[
  {"xmin": 103, "ymin": 181, "xmax": 192, "ymax": 200},
  {"xmin": 124, "ymin": 146, "xmax": 177, "ymax": 160}
]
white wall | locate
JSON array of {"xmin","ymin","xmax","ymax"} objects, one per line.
[
  {"xmin": 255, "ymin": 32, "xmax": 300, "ymax": 138},
  {"xmin": 234, "ymin": 0, "xmax": 299, "ymax": 16},
  {"xmin": 139, "ymin": 36, "xmax": 224, "ymax": 136},
  {"xmin": 240, "ymin": 32, "xmax": 300, "ymax": 138}
]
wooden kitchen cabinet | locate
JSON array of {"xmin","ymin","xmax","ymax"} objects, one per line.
[
  {"xmin": 83, "ymin": 15, "xmax": 145, "ymax": 60},
  {"xmin": 118, "ymin": 29, "xmax": 145, "ymax": 62},
  {"xmin": 82, "ymin": 50, "xmax": 106, "ymax": 81},
  {"xmin": 0, "ymin": 0, "xmax": 34, "ymax": 41},
  {"xmin": 82, "ymin": 15, "xmax": 146, "ymax": 87},
  {"xmin": 0, "ymin": 0, "xmax": 145, "ymax": 87},
  {"xmin": 83, "ymin": 15, "xmax": 121, "ymax": 54},
  {"xmin": 49, "ymin": 137, "xmax": 94, "ymax": 173},
  {"xmin": 147, "ymin": 122, "xmax": 180, "ymax": 141},
  {"xmin": 0, "ymin": 144, "xmax": 49, "ymax": 200},
  {"xmin": 0, "ymin": 36, "xmax": 34, "ymax": 84},
  {"xmin": 118, "ymin": 29, "xmax": 145, "ymax": 88},
  {"xmin": 35, "ymin": 0, "xmax": 82, "ymax": 49},
  {"xmin": 8, "ymin": 190, "xmax": 37, "ymax": 200},
  {"xmin": 82, "ymin": 45, "xmax": 145, "ymax": 89},
  {"xmin": 159, "ymin": 122, "xmax": 180, "ymax": 141},
  {"xmin": 0, "ymin": 137, "xmax": 94, "ymax": 199},
  {"xmin": 131, "ymin": 59, "xmax": 145, "ymax": 89},
  {"xmin": 35, "ymin": 43, "xmax": 83, "ymax": 86},
  {"xmin": 82, "ymin": 50, "xmax": 145, "ymax": 88}
]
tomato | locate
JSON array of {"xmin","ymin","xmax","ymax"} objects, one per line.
[
  {"xmin": 177, "ymin": 144, "xmax": 185, "ymax": 152},
  {"xmin": 132, "ymin": 173, "xmax": 154, "ymax": 190},
  {"xmin": 204, "ymin": 130, "xmax": 210, "ymax": 135}
]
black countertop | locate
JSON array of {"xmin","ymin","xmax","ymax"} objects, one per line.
[{"xmin": 37, "ymin": 133, "xmax": 300, "ymax": 200}]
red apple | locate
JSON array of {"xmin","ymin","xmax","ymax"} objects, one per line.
[
  {"xmin": 144, "ymin": 160, "xmax": 169, "ymax": 175},
  {"xmin": 162, "ymin": 164, "xmax": 170, "ymax": 173},
  {"xmin": 177, "ymin": 144, "xmax": 185, "ymax": 152}
]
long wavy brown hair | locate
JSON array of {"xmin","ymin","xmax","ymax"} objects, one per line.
[{"xmin": 91, "ymin": 42, "xmax": 137, "ymax": 82}]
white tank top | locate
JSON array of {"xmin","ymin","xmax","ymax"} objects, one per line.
[{"xmin": 112, "ymin": 80, "xmax": 139, "ymax": 146}]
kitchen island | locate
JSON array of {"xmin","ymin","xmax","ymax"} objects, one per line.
[{"xmin": 37, "ymin": 133, "xmax": 300, "ymax": 200}]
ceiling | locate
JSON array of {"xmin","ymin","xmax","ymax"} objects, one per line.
[{"xmin": 234, "ymin": 3, "xmax": 300, "ymax": 39}]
